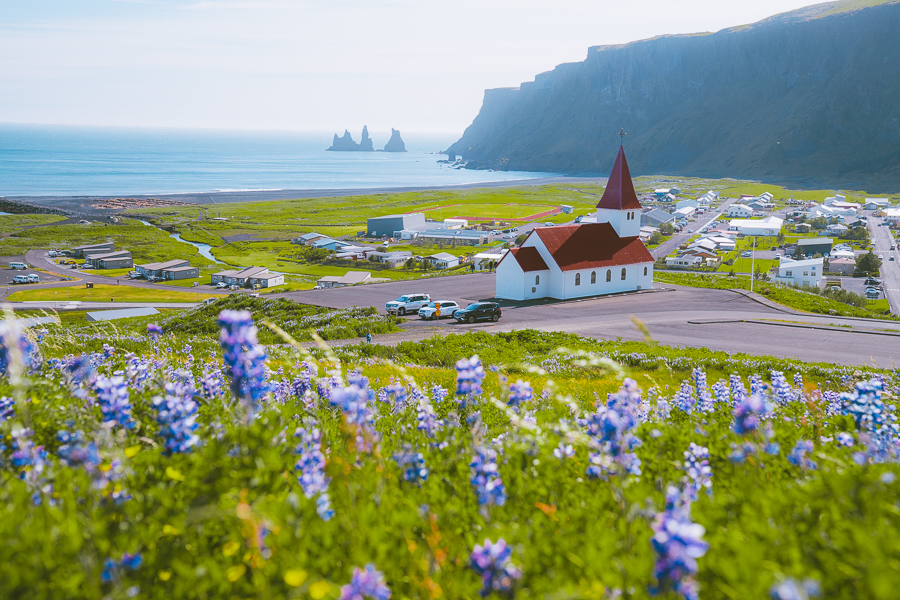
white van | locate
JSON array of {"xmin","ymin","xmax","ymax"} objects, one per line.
[
  {"xmin": 9, "ymin": 262, "xmax": 26, "ymax": 270},
  {"xmin": 27, "ymin": 274, "xmax": 39, "ymax": 283},
  {"xmin": 12, "ymin": 275, "xmax": 29, "ymax": 284}
]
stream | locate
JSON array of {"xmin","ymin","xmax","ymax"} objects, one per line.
[{"xmin": 137, "ymin": 219, "xmax": 226, "ymax": 264}]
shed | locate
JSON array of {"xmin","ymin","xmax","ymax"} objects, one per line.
[
  {"xmin": 367, "ymin": 213, "xmax": 426, "ymax": 237},
  {"xmin": 425, "ymin": 252, "xmax": 460, "ymax": 269},
  {"xmin": 72, "ymin": 242, "xmax": 115, "ymax": 258},
  {"xmin": 86, "ymin": 307, "xmax": 160, "ymax": 322}
]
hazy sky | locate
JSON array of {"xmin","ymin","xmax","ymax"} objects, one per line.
[{"xmin": 0, "ymin": 0, "xmax": 817, "ymax": 134}]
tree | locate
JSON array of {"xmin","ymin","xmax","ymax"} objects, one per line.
[
  {"xmin": 776, "ymin": 231, "xmax": 785, "ymax": 245},
  {"xmin": 648, "ymin": 232, "xmax": 663, "ymax": 245},
  {"xmin": 854, "ymin": 251, "xmax": 882, "ymax": 277},
  {"xmin": 659, "ymin": 222, "xmax": 675, "ymax": 235},
  {"xmin": 809, "ymin": 216, "xmax": 828, "ymax": 230},
  {"xmin": 514, "ymin": 234, "xmax": 527, "ymax": 246}
]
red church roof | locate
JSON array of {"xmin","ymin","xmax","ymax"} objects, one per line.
[
  {"xmin": 596, "ymin": 146, "xmax": 643, "ymax": 211},
  {"xmin": 507, "ymin": 246, "xmax": 549, "ymax": 272},
  {"xmin": 534, "ymin": 222, "xmax": 653, "ymax": 271}
]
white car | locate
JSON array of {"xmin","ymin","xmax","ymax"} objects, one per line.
[
  {"xmin": 12, "ymin": 275, "xmax": 29, "ymax": 284},
  {"xmin": 385, "ymin": 293, "xmax": 431, "ymax": 316},
  {"xmin": 216, "ymin": 282, "xmax": 228, "ymax": 289},
  {"xmin": 418, "ymin": 300, "xmax": 459, "ymax": 320}
]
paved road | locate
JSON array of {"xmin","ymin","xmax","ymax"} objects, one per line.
[
  {"xmin": 276, "ymin": 273, "xmax": 900, "ymax": 367},
  {"xmin": 868, "ymin": 214, "xmax": 900, "ymax": 314},
  {"xmin": 650, "ymin": 198, "xmax": 736, "ymax": 259}
]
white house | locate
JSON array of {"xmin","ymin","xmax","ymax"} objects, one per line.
[
  {"xmin": 727, "ymin": 204, "xmax": 753, "ymax": 218},
  {"xmin": 728, "ymin": 217, "xmax": 784, "ymax": 236},
  {"xmin": 425, "ymin": 252, "xmax": 460, "ymax": 269},
  {"xmin": 665, "ymin": 256, "xmax": 702, "ymax": 269},
  {"xmin": 674, "ymin": 206, "xmax": 696, "ymax": 219},
  {"xmin": 495, "ymin": 146, "xmax": 654, "ymax": 301},
  {"xmin": 675, "ymin": 199, "xmax": 699, "ymax": 211},
  {"xmin": 316, "ymin": 271, "xmax": 372, "ymax": 288},
  {"xmin": 472, "ymin": 249, "xmax": 508, "ymax": 271},
  {"xmin": 773, "ymin": 257, "xmax": 823, "ymax": 289},
  {"xmin": 884, "ymin": 207, "xmax": 900, "ymax": 225},
  {"xmin": 864, "ymin": 198, "xmax": 890, "ymax": 210}
]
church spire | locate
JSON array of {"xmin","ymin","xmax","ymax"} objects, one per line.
[{"xmin": 596, "ymin": 144, "xmax": 642, "ymax": 211}]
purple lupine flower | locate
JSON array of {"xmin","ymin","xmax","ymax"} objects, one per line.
[
  {"xmin": 430, "ymin": 384, "xmax": 449, "ymax": 404},
  {"xmin": 793, "ymin": 372, "xmax": 804, "ymax": 390},
  {"xmin": 469, "ymin": 538, "xmax": 522, "ymax": 597},
  {"xmin": 729, "ymin": 374, "xmax": 747, "ymax": 406},
  {"xmin": 683, "ymin": 443, "xmax": 712, "ymax": 499},
  {"xmin": 836, "ymin": 432, "xmax": 854, "ymax": 447},
  {"xmin": 339, "ymin": 564, "xmax": 391, "ymax": 600},
  {"xmin": 10, "ymin": 427, "xmax": 52, "ymax": 505},
  {"xmin": 151, "ymin": 381, "xmax": 200, "ymax": 454},
  {"xmin": 456, "ymin": 355, "xmax": 485, "ymax": 398},
  {"xmin": 583, "ymin": 380, "xmax": 643, "ymax": 479},
  {"xmin": 292, "ymin": 361, "xmax": 317, "ymax": 398},
  {"xmin": 0, "ymin": 319, "xmax": 41, "ymax": 377},
  {"xmin": 553, "ymin": 442, "xmax": 575, "ymax": 460},
  {"xmin": 294, "ymin": 424, "xmax": 333, "ymax": 521},
  {"xmin": 711, "ymin": 380, "xmax": 730, "ymax": 406},
  {"xmin": 331, "ymin": 383, "xmax": 378, "ymax": 454},
  {"xmin": 415, "ymin": 395, "xmax": 443, "ymax": 438},
  {"xmin": 691, "ymin": 369, "xmax": 714, "ymax": 412},
  {"xmin": 842, "ymin": 379, "xmax": 899, "ymax": 464},
  {"xmin": 380, "ymin": 380, "xmax": 408, "ymax": 410},
  {"xmin": 650, "ymin": 486, "xmax": 709, "ymax": 600},
  {"xmin": 507, "ymin": 380, "xmax": 533, "ymax": 409},
  {"xmin": 733, "ymin": 393, "xmax": 773, "ymax": 435},
  {"xmin": 218, "ymin": 310, "xmax": 271, "ymax": 414},
  {"xmin": 94, "ymin": 375, "xmax": 135, "ymax": 430},
  {"xmin": 146, "ymin": 323, "xmax": 162, "ymax": 339},
  {"xmin": 393, "ymin": 447, "xmax": 428, "ymax": 484},
  {"xmin": 770, "ymin": 371, "xmax": 794, "ymax": 405},
  {"xmin": 0, "ymin": 396, "xmax": 14, "ymax": 421},
  {"xmin": 770, "ymin": 578, "xmax": 821, "ymax": 600},
  {"xmin": 749, "ymin": 374, "xmax": 763, "ymax": 396},
  {"xmin": 673, "ymin": 382, "xmax": 696, "ymax": 414},
  {"xmin": 200, "ymin": 364, "xmax": 225, "ymax": 399},
  {"xmin": 788, "ymin": 440, "xmax": 817, "ymax": 470},
  {"xmin": 470, "ymin": 446, "xmax": 506, "ymax": 507},
  {"xmin": 101, "ymin": 552, "xmax": 142, "ymax": 584}
]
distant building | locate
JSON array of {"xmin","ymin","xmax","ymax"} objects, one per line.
[
  {"xmin": 417, "ymin": 229, "xmax": 492, "ymax": 245},
  {"xmin": 86, "ymin": 307, "xmax": 160, "ymax": 322},
  {"xmin": 828, "ymin": 257, "xmax": 856, "ymax": 275},
  {"xmin": 472, "ymin": 249, "xmax": 508, "ymax": 271},
  {"xmin": 443, "ymin": 219, "xmax": 468, "ymax": 229},
  {"xmin": 797, "ymin": 237, "xmax": 834, "ymax": 257},
  {"xmin": 728, "ymin": 217, "xmax": 784, "ymax": 236},
  {"xmin": 665, "ymin": 256, "xmax": 701, "ymax": 269},
  {"xmin": 368, "ymin": 251, "xmax": 412, "ymax": 268},
  {"xmin": 884, "ymin": 207, "xmax": 900, "ymax": 225},
  {"xmin": 292, "ymin": 232, "xmax": 328, "ymax": 246},
  {"xmin": 865, "ymin": 198, "xmax": 890, "ymax": 210},
  {"xmin": 425, "ymin": 252, "xmax": 460, "ymax": 269},
  {"xmin": 212, "ymin": 266, "xmax": 284, "ymax": 288},
  {"xmin": 72, "ymin": 242, "xmax": 115, "ymax": 258},
  {"xmin": 774, "ymin": 257, "xmax": 823, "ymax": 288},
  {"xmin": 727, "ymin": 204, "xmax": 753, "ymax": 218},
  {"xmin": 316, "ymin": 271, "xmax": 371, "ymax": 288},
  {"xmin": 135, "ymin": 259, "xmax": 194, "ymax": 279},
  {"xmin": 367, "ymin": 213, "xmax": 426, "ymax": 237},
  {"xmin": 310, "ymin": 238, "xmax": 352, "ymax": 251},
  {"xmin": 84, "ymin": 250, "xmax": 133, "ymax": 269},
  {"xmin": 640, "ymin": 208, "xmax": 675, "ymax": 227}
]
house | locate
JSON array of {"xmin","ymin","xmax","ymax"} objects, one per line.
[
  {"xmin": 794, "ymin": 223, "xmax": 812, "ymax": 233},
  {"xmin": 675, "ymin": 199, "xmax": 699, "ymax": 211},
  {"xmin": 369, "ymin": 251, "xmax": 412, "ymax": 268},
  {"xmin": 828, "ymin": 258, "xmax": 856, "ymax": 275},
  {"xmin": 292, "ymin": 232, "xmax": 328, "ymax": 246},
  {"xmin": 425, "ymin": 252, "xmax": 460, "ymax": 269},
  {"xmin": 444, "ymin": 219, "xmax": 468, "ymax": 229},
  {"xmin": 759, "ymin": 192, "xmax": 774, "ymax": 203},
  {"xmin": 728, "ymin": 217, "xmax": 783, "ymax": 236},
  {"xmin": 665, "ymin": 256, "xmax": 702, "ymax": 269},
  {"xmin": 316, "ymin": 271, "xmax": 371, "ymax": 288},
  {"xmin": 417, "ymin": 230, "xmax": 492, "ymax": 245},
  {"xmin": 674, "ymin": 206, "xmax": 696, "ymax": 219},
  {"xmin": 495, "ymin": 145, "xmax": 653, "ymax": 301},
  {"xmin": 797, "ymin": 237, "xmax": 833, "ymax": 257},
  {"xmin": 472, "ymin": 250, "xmax": 508, "ymax": 271},
  {"xmin": 72, "ymin": 242, "xmax": 115, "ymax": 258},
  {"xmin": 823, "ymin": 195, "xmax": 846, "ymax": 205},
  {"xmin": 84, "ymin": 250, "xmax": 133, "ymax": 269},
  {"xmin": 705, "ymin": 236, "xmax": 737, "ymax": 251},
  {"xmin": 864, "ymin": 198, "xmax": 891, "ymax": 210},
  {"xmin": 826, "ymin": 224, "xmax": 848, "ymax": 237},
  {"xmin": 641, "ymin": 208, "xmax": 676, "ymax": 227},
  {"xmin": 774, "ymin": 257, "xmax": 823, "ymax": 288},
  {"xmin": 367, "ymin": 213, "xmax": 426, "ymax": 237},
  {"xmin": 248, "ymin": 272, "xmax": 285, "ymax": 288},
  {"xmin": 639, "ymin": 226, "xmax": 659, "ymax": 241},
  {"xmin": 311, "ymin": 238, "xmax": 351, "ymax": 252},
  {"xmin": 560, "ymin": 205, "xmax": 574, "ymax": 214},
  {"xmin": 727, "ymin": 204, "xmax": 753, "ymax": 218},
  {"xmin": 883, "ymin": 208, "xmax": 900, "ymax": 225},
  {"xmin": 212, "ymin": 266, "xmax": 284, "ymax": 288},
  {"xmin": 687, "ymin": 238, "xmax": 718, "ymax": 253},
  {"xmin": 160, "ymin": 265, "xmax": 200, "ymax": 280},
  {"xmin": 135, "ymin": 259, "xmax": 191, "ymax": 278}
]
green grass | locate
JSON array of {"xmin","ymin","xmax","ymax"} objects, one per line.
[
  {"xmin": 80, "ymin": 268, "xmax": 133, "ymax": 278},
  {"xmin": 7, "ymin": 283, "xmax": 217, "ymax": 303},
  {"xmin": 0, "ymin": 214, "xmax": 68, "ymax": 235}
]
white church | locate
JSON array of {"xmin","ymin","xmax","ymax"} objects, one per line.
[{"xmin": 495, "ymin": 145, "xmax": 654, "ymax": 301}]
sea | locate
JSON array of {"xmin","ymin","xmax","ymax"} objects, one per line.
[{"xmin": 0, "ymin": 124, "xmax": 554, "ymax": 197}]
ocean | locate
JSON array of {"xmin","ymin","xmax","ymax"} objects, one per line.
[{"xmin": 0, "ymin": 124, "xmax": 553, "ymax": 197}]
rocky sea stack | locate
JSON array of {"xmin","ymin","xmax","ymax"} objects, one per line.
[
  {"xmin": 327, "ymin": 126, "xmax": 375, "ymax": 151},
  {"xmin": 382, "ymin": 129, "xmax": 407, "ymax": 152}
]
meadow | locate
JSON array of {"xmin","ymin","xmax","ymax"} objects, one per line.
[{"xmin": 1, "ymin": 303, "xmax": 898, "ymax": 599}]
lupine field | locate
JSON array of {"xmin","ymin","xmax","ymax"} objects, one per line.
[{"xmin": 2, "ymin": 304, "xmax": 900, "ymax": 600}]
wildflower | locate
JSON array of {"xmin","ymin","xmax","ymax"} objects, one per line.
[
  {"xmin": 294, "ymin": 424, "xmax": 333, "ymax": 521},
  {"xmin": 151, "ymin": 381, "xmax": 200, "ymax": 454},
  {"xmin": 507, "ymin": 380, "xmax": 533, "ymax": 409},
  {"xmin": 470, "ymin": 446, "xmax": 506, "ymax": 507},
  {"xmin": 683, "ymin": 443, "xmax": 712, "ymax": 499},
  {"xmin": 733, "ymin": 393, "xmax": 773, "ymax": 435},
  {"xmin": 673, "ymin": 382, "xmax": 696, "ymax": 414},
  {"xmin": 553, "ymin": 442, "xmax": 575, "ymax": 460},
  {"xmin": 0, "ymin": 396, "xmax": 14, "ymax": 421},
  {"xmin": 379, "ymin": 380, "xmax": 408, "ymax": 410},
  {"xmin": 415, "ymin": 395, "xmax": 443, "ymax": 438},
  {"xmin": 94, "ymin": 375, "xmax": 135, "ymax": 431},
  {"xmin": 218, "ymin": 309, "xmax": 271, "ymax": 414},
  {"xmin": 393, "ymin": 447, "xmax": 428, "ymax": 484},
  {"xmin": 101, "ymin": 552, "xmax": 142, "ymax": 584},
  {"xmin": 146, "ymin": 323, "xmax": 162, "ymax": 338},
  {"xmin": 0, "ymin": 319, "xmax": 41, "ymax": 378},
  {"xmin": 841, "ymin": 379, "xmax": 899, "ymax": 464},
  {"xmin": 691, "ymin": 369, "xmax": 714, "ymax": 412},
  {"xmin": 469, "ymin": 538, "xmax": 522, "ymax": 597},
  {"xmin": 583, "ymin": 380, "xmax": 643, "ymax": 479},
  {"xmin": 770, "ymin": 371, "xmax": 795, "ymax": 405},
  {"xmin": 836, "ymin": 432, "xmax": 854, "ymax": 447},
  {"xmin": 456, "ymin": 355, "xmax": 485, "ymax": 398},
  {"xmin": 10, "ymin": 427, "xmax": 52, "ymax": 505},
  {"xmin": 650, "ymin": 486, "xmax": 709, "ymax": 600},
  {"xmin": 339, "ymin": 564, "xmax": 391, "ymax": 600},
  {"xmin": 769, "ymin": 578, "xmax": 821, "ymax": 600},
  {"xmin": 200, "ymin": 364, "xmax": 225, "ymax": 399},
  {"xmin": 430, "ymin": 384, "xmax": 449, "ymax": 404},
  {"xmin": 711, "ymin": 380, "xmax": 730, "ymax": 406},
  {"xmin": 788, "ymin": 440, "xmax": 817, "ymax": 470},
  {"xmin": 331, "ymin": 383, "xmax": 378, "ymax": 454}
]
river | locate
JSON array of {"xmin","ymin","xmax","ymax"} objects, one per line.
[{"xmin": 137, "ymin": 219, "xmax": 226, "ymax": 264}]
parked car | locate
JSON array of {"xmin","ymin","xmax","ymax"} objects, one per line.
[
  {"xmin": 202, "ymin": 298, "xmax": 218, "ymax": 306},
  {"xmin": 864, "ymin": 278, "xmax": 882, "ymax": 287},
  {"xmin": 385, "ymin": 293, "xmax": 431, "ymax": 316},
  {"xmin": 741, "ymin": 251, "xmax": 752, "ymax": 258},
  {"xmin": 418, "ymin": 300, "xmax": 459, "ymax": 320},
  {"xmin": 12, "ymin": 275, "xmax": 30, "ymax": 284},
  {"xmin": 216, "ymin": 282, "xmax": 228, "ymax": 289},
  {"xmin": 9, "ymin": 262, "xmax": 26, "ymax": 270},
  {"xmin": 27, "ymin": 274, "xmax": 39, "ymax": 283},
  {"xmin": 60, "ymin": 259, "xmax": 77, "ymax": 265},
  {"xmin": 453, "ymin": 302, "xmax": 502, "ymax": 324}
]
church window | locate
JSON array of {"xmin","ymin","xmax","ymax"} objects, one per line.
[
  {"xmin": 535, "ymin": 275, "xmax": 540, "ymax": 285},
  {"xmin": 621, "ymin": 268, "xmax": 627, "ymax": 280},
  {"xmin": 575, "ymin": 273, "xmax": 581, "ymax": 286},
  {"xmin": 606, "ymin": 270, "xmax": 611, "ymax": 282},
  {"xmin": 644, "ymin": 266, "xmax": 648, "ymax": 276},
  {"xmin": 591, "ymin": 271, "xmax": 596, "ymax": 284}
]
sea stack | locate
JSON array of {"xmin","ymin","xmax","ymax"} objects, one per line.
[
  {"xmin": 326, "ymin": 126, "xmax": 375, "ymax": 151},
  {"xmin": 383, "ymin": 129, "xmax": 407, "ymax": 152}
]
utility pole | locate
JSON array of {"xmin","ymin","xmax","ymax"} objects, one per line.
[{"xmin": 750, "ymin": 236, "xmax": 756, "ymax": 293}]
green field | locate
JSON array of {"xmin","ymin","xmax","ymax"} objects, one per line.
[
  {"xmin": 418, "ymin": 202, "xmax": 559, "ymax": 221},
  {"xmin": 7, "ymin": 283, "xmax": 217, "ymax": 303},
  {"xmin": 0, "ymin": 214, "xmax": 68, "ymax": 235}
]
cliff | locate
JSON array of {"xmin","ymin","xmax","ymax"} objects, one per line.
[
  {"xmin": 327, "ymin": 126, "xmax": 375, "ymax": 151},
  {"xmin": 383, "ymin": 129, "xmax": 407, "ymax": 152},
  {"xmin": 446, "ymin": 0, "xmax": 900, "ymax": 191}
]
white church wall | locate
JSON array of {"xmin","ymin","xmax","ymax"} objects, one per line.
[{"xmin": 495, "ymin": 256, "xmax": 526, "ymax": 301}]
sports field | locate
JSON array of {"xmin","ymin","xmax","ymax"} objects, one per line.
[{"xmin": 417, "ymin": 203, "xmax": 560, "ymax": 221}]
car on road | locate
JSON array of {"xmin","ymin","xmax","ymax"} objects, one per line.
[
  {"xmin": 9, "ymin": 262, "xmax": 27, "ymax": 270},
  {"xmin": 417, "ymin": 300, "xmax": 459, "ymax": 320},
  {"xmin": 891, "ymin": 245, "xmax": 897, "ymax": 251},
  {"xmin": 12, "ymin": 275, "xmax": 30, "ymax": 284},
  {"xmin": 453, "ymin": 302, "xmax": 502, "ymax": 323},
  {"xmin": 60, "ymin": 259, "xmax": 77, "ymax": 265},
  {"xmin": 864, "ymin": 278, "xmax": 882, "ymax": 287},
  {"xmin": 385, "ymin": 293, "xmax": 431, "ymax": 316},
  {"xmin": 740, "ymin": 251, "xmax": 752, "ymax": 258},
  {"xmin": 27, "ymin": 274, "xmax": 39, "ymax": 283}
]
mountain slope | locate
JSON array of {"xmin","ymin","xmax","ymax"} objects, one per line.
[{"xmin": 447, "ymin": 0, "xmax": 900, "ymax": 191}]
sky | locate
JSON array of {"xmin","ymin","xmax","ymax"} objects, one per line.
[{"xmin": 0, "ymin": 0, "xmax": 819, "ymax": 135}]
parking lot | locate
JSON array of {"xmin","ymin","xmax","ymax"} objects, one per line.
[{"xmin": 0, "ymin": 255, "xmax": 70, "ymax": 291}]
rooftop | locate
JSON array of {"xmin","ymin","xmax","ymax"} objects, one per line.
[
  {"xmin": 533, "ymin": 222, "xmax": 653, "ymax": 271},
  {"xmin": 596, "ymin": 146, "xmax": 642, "ymax": 211}
]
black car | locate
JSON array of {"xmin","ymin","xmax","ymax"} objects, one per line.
[
  {"xmin": 864, "ymin": 277, "xmax": 882, "ymax": 287},
  {"xmin": 453, "ymin": 302, "xmax": 502, "ymax": 323}
]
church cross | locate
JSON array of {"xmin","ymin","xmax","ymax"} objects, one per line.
[{"xmin": 618, "ymin": 128, "xmax": 627, "ymax": 145}]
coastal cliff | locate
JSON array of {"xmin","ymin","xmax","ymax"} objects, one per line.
[
  {"xmin": 327, "ymin": 126, "xmax": 375, "ymax": 152},
  {"xmin": 446, "ymin": 0, "xmax": 900, "ymax": 190},
  {"xmin": 382, "ymin": 129, "xmax": 407, "ymax": 152}
]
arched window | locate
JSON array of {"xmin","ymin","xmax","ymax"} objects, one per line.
[
  {"xmin": 621, "ymin": 268, "xmax": 627, "ymax": 280},
  {"xmin": 606, "ymin": 270, "xmax": 611, "ymax": 282},
  {"xmin": 535, "ymin": 274, "xmax": 540, "ymax": 285},
  {"xmin": 575, "ymin": 273, "xmax": 581, "ymax": 286},
  {"xmin": 643, "ymin": 266, "xmax": 648, "ymax": 276},
  {"xmin": 591, "ymin": 271, "xmax": 596, "ymax": 284}
]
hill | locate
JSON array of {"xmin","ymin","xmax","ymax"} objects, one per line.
[{"xmin": 446, "ymin": 0, "xmax": 900, "ymax": 191}]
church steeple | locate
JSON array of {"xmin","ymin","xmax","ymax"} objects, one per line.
[{"xmin": 595, "ymin": 143, "xmax": 642, "ymax": 238}]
